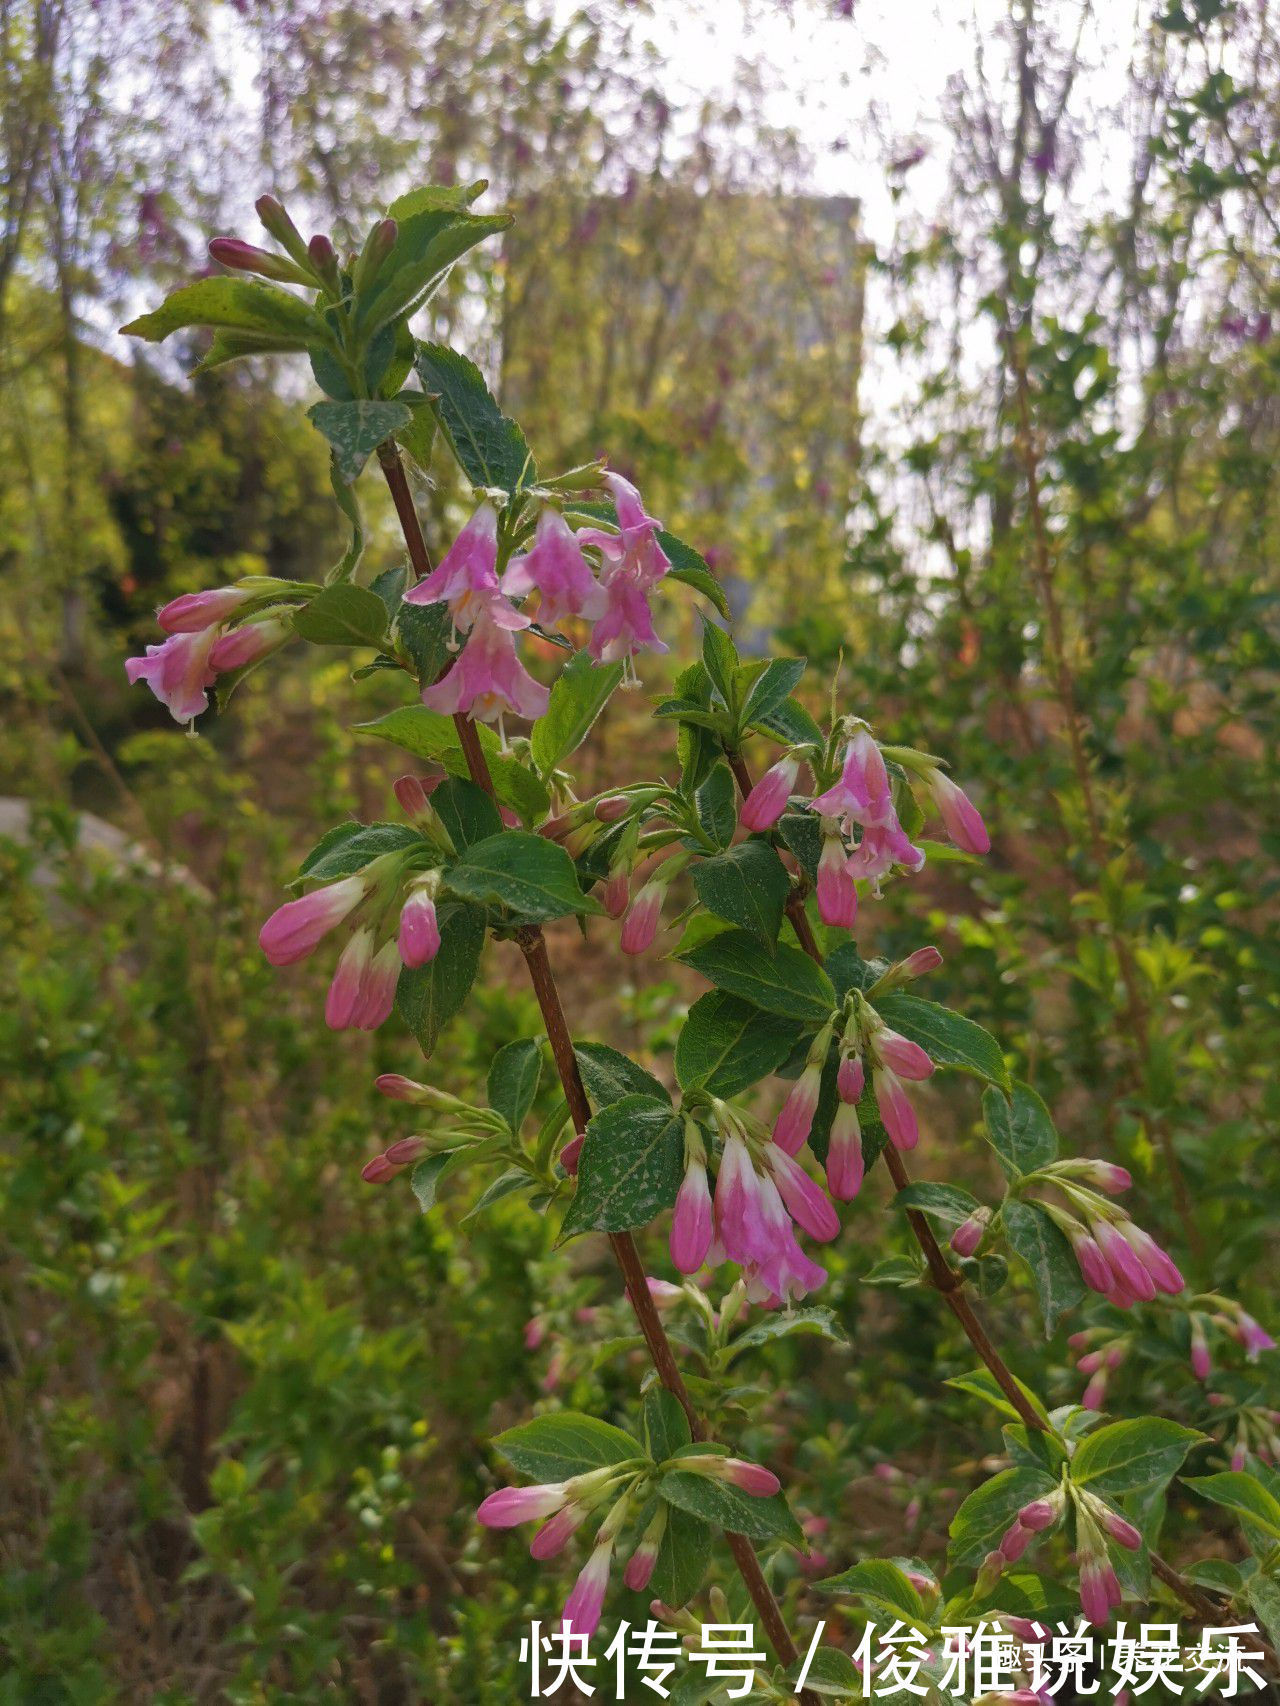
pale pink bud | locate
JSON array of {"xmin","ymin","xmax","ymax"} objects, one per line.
[
  {"xmin": 326, "ymin": 928, "xmax": 375, "ymax": 1030},
  {"xmin": 1083, "ymin": 1372, "xmax": 1108, "ymax": 1410},
  {"xmin": 1096, "ymin": 1506, "xmax": 1141, "ymax": 1551},
  {"xmin": 360, "ymin": 1154, "xmax": 399, "ymax": 1183},
  {"xmin": 477, "ymin": 1483, "xmax": 567, "ymax": 1528},
  {"xmin": 208, "ymin": 236, "xmax": 308, "ymax": 283},
  {"xmin": 352, "ymin": 940, "xmax": 401, "ymax": 1031},
  {"xmin": 621, "ymin": 880, "xmax": 664, "ymax": 955},
  {"xmin": 1232, "ymin": 1440, "xmax": 1248, "ymax": 1471},
  {"xmin": 740, "ymin": 758, "xmax": 799, "ymax": 832},
  {"xmin": 876, "ymin": 1027, "xmax": 933, "ymax": 1080},
  {"xmin": 645, "ymin": 1278, "xmax": 683, "ymax": 1306},
  {"xmin": 874, "ymin": 1067, "xmax": 919, "ymax": 1151},
  {"xmin": 1190, "ymin": 1328, "xmax": 1211, "ymax": 1382},
  {"xmin": 623, "ymin": 1506, "xmax": 667, "ymax": 1592},
  {"xmin": 1000, "ymin": 1520, "xmax": 1032, "ymax": 1562},
  {"xmin": 559, "ymin": 1133, "xmax": 584, "ymax": 1174},
  {"xmin": 157, "ymin": 585, "xmax": 255, "ymax": 633},
  {"xmin": 524, "ymin": 1317, "xmax": 546, "ymax": 1350},
  {"xmin": 208, "ymin": 618, "xmax": 287, "ymax": 673},
  {"xmin": 1069, "ymin": 1229, "xmax": 1114, "ymax": 1295},
  {"xmin": 1093, "ymin": 1220, "xmax": 1157, "ymax": 1302},
  {"xmin": 1004, "ymin": 1616, "xmax": 1048, "ymax": 1644},
  {"xmin": 384, "ymin": 1136, "xmax": 429, "ymax": 1166},
  {"xmin": 950, "ymin": 1207, "xmax": 990, "ymax": 1259},
  {"xmin": 595, "ymin": 794, "xmax": 630, "ymax": 822},
  {"xmin": 531, "ymin": 1502, "xmax": 588, "ymax": 1560},
  {"xmin": 764, "ymin": 1144, "xmax": 840, "ymax": 1242},
  {"xmin": 773, "ymin": 1064, "xmax": 822, "ymax": 1155},
  {"xmin": 1122, "ymin": 1224, "xmax": 1184, "ymax": 1296},
  {"xmin": 398, "ymin": 889, "xmax": 441, "ymax": 967},
  {"xmin": 375, "ymin": 1073, "xmax": 428, "ymax": 1102},
  {"xmin": 393, "ymin": 773, "xmax": 440, "ymax": 823},
  {"xmin": 259, "ymin": 873, "xmax": 368, "ymax": 966},
  {"xmin": 600, "ymin": 868, "xmax": 631, "ymax": 919},
  {"xmin": 816, "ymin": 834, "xmax": 858, "ymax": 928},
  {"xmin": 928, "ymin": 769, "xmax": 990, "ymax": 855},
  {"xmin": 720, "ymin": 1458, "xmax": 781, "ymax": 1497},
  {"xmin": 1018, "ymin": 1497, "xmax": 1058, "ymax": 1532},
  {"xmin": 1076, "ymin": 1350, "xmax": 1104, "ymax": 1376},
  {"xmin": 836, "ymin": 1051, "xmax": 864, "ymax": 1104},
  {"xmin": 1078, "ymin": 1160, "xmax": 1132, "ymax": 1195},
  {"xmin": 561, "ymin": 1542, "xmax": 612, "ymax": 1636},
  {"xmin": 825, "ymin": 1100, "xmax": 864, "ymax": 1200},
  {"xmin": 899, "ymin": 945, "xmax": 943, "ymax": 979},
  {"xmin": 670, "ymin": 1161, "xmax": 714, "ymax": 1274}
]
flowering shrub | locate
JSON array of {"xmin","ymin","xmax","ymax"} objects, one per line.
[{"xmin": 120, "ymin": 183, "xmax": 1280, "ymax": 1700}]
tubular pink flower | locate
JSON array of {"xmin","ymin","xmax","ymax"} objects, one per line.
[
  {"xmin": 125, "ymin": 625, "xmax": 220, "ymax": 723},
  {"xmin": 393, "ymin": 773, "xmax": 439, "ymax": 823},
  {"xmin": 478, "ymin": 1483, "xmax": 568, "ymax": 1528},
  {"xmin": 846, "ymin": 820, "xmax": 927, "ymax": 883},
  {"xmin": 1093, "ymin": 1220, "xmax": 1157, "ymax": 1302},
  {"xmin": 810, "ymin": 729, "xmax": 895, "ymax": 828},
  {"xmin": 374, "ymin": 1073, "xmax": 427, "ymax": 1102},
  {"xmin": 720, "ymin": 1458, "xmax": 781, "ymax": 1497},
  {"xmin": 621, "ymin": 879, "xmax": 665, "ymax": 955},
  {"xmin": 763, "ymin": 1144, "xmax": 840, "ymax": 1242},
  {"xmin": 1019, "ymin": 1498, "xmax": 1058, "ymax": 1533},
  {"xmin": 875, "ymin": 1028, "xmax": 933, "ymax": 1081},
  {"xmin": 587, "ymin": 568, "xmax": 667, "ymax": 663},
  {"xmin": 384, "ymin": 1135, "xmax": 429, "ymax": 1165},
  {"xmin": 1000, "ymin": 1521, "xmax": 1032, "ymax": 1563},
  {"xmin": 1076, "ymin": 1350, "xmax": 1104, "ymax": 1376},
  {"xmin": 260, "ymin": 873, "xmax": 369, "ymax": 966},
  {"xmin": 748, "ymin": 1223, "xmax": 827, "ymax": 1306},
  {"xmin": 1237, "ymin": 1311, "xmax": 1277, "ymax": 1359},
  {"xmin": 825, "ymin": 1101, "xmax": 864, "ymax": 1200},
  {"xmin": 816, "ymin": 834, "xmax": 858, "ymax": 927},
  {"xmin": 1069, "ymin": 1228, "xmax": 1114, "ymax": 1295},
  {"xmin": 928, "ymin": 769, "xmax": 990, "ymax": 854},
  {"xmin": 1122, "ymin": 1224, "xmax": 1183, "ymax": 1296},
  {"xmin": 502, "ymin": 507, "xmax": 606, "ymax": 626},
  {"xmin": 398, "ymin": 889, "xmax": 441, "ymax": 967},
  {"xmin": 714, "ymin": 1135, "xmax": 768, "ymax": 1265},
  {"xmin": 740, "ymin": 758, "xmax": 799, "ymax": 832},
  {"xmin": 561, "ymin": 1541, "xmax": 613, "ymax": 1637},
  {"xmin": 531, "ymin": 1502, "xmax": 589, "ymax": 1561},
  {"xmin": 1095, "ymin": 1506, "xmax": 1141, "ymax": 1550},
  {"xmin": 836, "ymin": 1051, "xmax": 864, "ymax": 1104},
  {"xmin": 326, "ymin": 929, "xmax": 375, "ymax": 1030},
  {"xmin": 207, "ymin": 617, "xmax": 287, "ymax": 673},
  {"xmin": 403, "ymin": 501, "xmax": 504, "ymax": 630},
  {"xmin": 600, "ymin": 868, "xmax": 631, "ymax": 919},
  {"xmin": 420, "ymin": 598, "xmax": 549, "ymax": 724},
  {"xmin": 1080, "ymin": 1160, "xmax": 1132, "ymax": 1195},
  {"xmin": 874, "ymin": 1067, "xmax": 919, "ymax": 1151},
  {"xmin": 353, "ymin": 940, "xmax": 401, "ymax": 1030},
  {"xmin": 773, "ymin": 1063, "xmax": 823, "ymax": 1155},
  {"xmin": 623, "ymin": 1506, "xmax": 667, "ymax": 1592},
  {"xmin": 670, "ymin": 1161, "xmax": 714, "ymax": 1274},
  {"xmin": 900, "ymin": 945, "xmax": 944, "ymax": 979},
  {"xmin": 360, "ymin": 1154, "xmax": 400, "ymax": 1183},
  {"xmin": 1077, "ymin": 1561, "xmax": 1112, "ymax": 1626},
  {"xmin": 950, "ymin": 1208, "xmax": 990, "ymax": 1259},
  {"xmin": 158, "ymin": 585, "xmax": 255, "ymax": 633}
]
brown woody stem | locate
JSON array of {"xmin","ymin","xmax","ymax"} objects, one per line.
[{"xmin": 378, "ymin": 448, "xmax": 805, "ymax": 1681}]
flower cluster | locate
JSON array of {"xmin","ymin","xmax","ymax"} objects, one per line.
[
  {"xmin": 1019, "ymin": 1159, "xmax": 1185, "ymax": 1309},
  {"xmin": 126, "ymin": 582, "xmax": 293, "ymax": 725},
  {"xmin": 978, "ymin": 1482, "xmax": 1139, "ymax": 1627},
  {"xmin": 409, "ymin": 472, "xmax": 670, "ymax": 725},
  {"xmin": 257, "ymin": 779, "xmax": 450, "ymax": 1032},
  {"xmin": 1067, "ymin": 1327, "xmax": 1131, "ymax": 1410},
  {"xmin": 477, "ymin": 1451, "xmax": 778, "ymax": 1636},
  {"xmin": 740, "ymin": 723, "xmax": 990, "ymax": 927}
]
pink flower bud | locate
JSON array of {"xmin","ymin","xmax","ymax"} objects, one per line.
[
  {"xmin": 816, "ymin": 834, "xmax": 858, "ymax": 928},
  {"xmin": 352, "ymin": 940, "xmax": 401, "ymax": 1031},
  {"xmin": 595, "ymin": 794, "xmax": 630, "ymax": 822},
  {"xmin": 360, "ymin": 1155, "xmax": 399, "ymax": 1183},
  {"xmin": 740, "ymin": 757, "xmax": 799, "ymax": 832},
  {"xmin": 393, "ymin": 773, "xmax": 439, "ymax": 822},
  {"xmin": 1076, "ymin": 1350, "xmax": 1104, "ymax": 1376},
  {"xmin": 157, "ymin": 585, "xmax": 255, "ymax": 633},
  {"xmin": 875, "ymin": 1028, "xmax": 933, "ymax": 1081},
  {"xmin": 1093, "ymin": 1220, "xmax": 1157, "ymax": 1302},
  {"xmin": 559, "ymin": 1133, "xmax": 584, "ymax": 1174},
  {"xmin": 720, "ymin": 1458, "xmax": 781, "ymax": 1497},
  {"xmin": 928, "ymin": 769, "xmax": 990, "ymax": 855},
  {"xmin": 773, "ymin": 1063, "xmax": 822, "ymax": 1155},
  {"xmin": 398, "ymin": 889, "xmax": 441, "ymax": 967},
  {"xmin": 308, "ymin": 233, "xmax": 339, "ymax": 279},
  {"xmin": 1000, "ymin": 1520, "xmax": 1032, "ymax": 1562},
  {"xmin": 1082, "ymin": 1372, "xmax": 1108, "ymax": 1410},
  {"xmin": 899, "ymin": 945, "xmax": 943, "ymax": 979},
  {"xmin": 523, "ymin": 1317, "xmax": 545, "ymax": 1351},
  {"xmin": 208, "ymin": 618, "xmax": 287, "ymax": 673},
  {"xmin": 384, "ymin": 1136, "xmax": 429, "ymax": 1166},
  {"xmin": 950, "ymin": 1207, "xmax": 990, "ymax": 1259},
  {"xmin": 1018, "ymin": 1497, "xmax": 1058, "ymax": 1532},
  {"xmin": 670, "ymin": 1162, "xmax": 714, "ymax": 1274},
  {"xmin": 621, "ymin": 880, "xmax": 664, "ymax": 955},
  {"xmin": 874, "ymin": 1067, "xmax": 919, "ymax": 1151},
  {"xmin": 531, "ymin": 1502, "xmax": 588, "ymax": 1560},
  {"xmin": 836, "ymin": 1051, "xmax": 864, "ymax": 1104},
  {"xmin": 477, "ymin": 1483, "xmax": 567, "ymax": 1527},
  {"xmin": 561, "ymin": 1541, "xmax": 613, "ymax": 1637},
  {"xmin": 1122, "ymin": 1224, "xmax": 1184, "ymax": 1296},
  {"xmin": 825, "ymin": 1100, "xmax": 864, "ymax": 1201},
  {"xmin": 1190, "ymin": 1333, "xmax": 1211, "ymax": 1381},
  {"xmin": 600, "ymin": 868, "xmax": 631, "ymax": 918},
  {"xmin": 623, "ymin": 1506, "xmax": 667, "ymax": 1592},
  {"xmin": 259, "ymin": 874, "xmax": 368, "ymax": 966},
  {"xmin": 1237, "ymin": 1310, "xmax": 1276, "ymax": 1359},
  {"xmin": 1080, "ymin": 1160, "xmax": 1132, "ymax": 1195},
  {"xmin": 375, "ymin": 1073, "xmax": 428, "ymax": 1102},
  {"xmin": 764, "ymin": 1144, "xmax": 840, "ymax": 1242},
  {"xmin": 326, "ymin": 928, "xmax": 375, "ymax": 1030},
  {"xmin": 208, "ymin": 236, "xmax": 307, "ymax": 283},
  {"xmin": 1096, "ymin": 1506, "xmax": 1141, "ymax": 1551},
  {"xmin": 1069, "ymin": 1229, "xmax": 1114, "ymax": 1296},
  {"xmin": 645, "ymin": 1278, "xmax": 683, "ymax": 1306}
]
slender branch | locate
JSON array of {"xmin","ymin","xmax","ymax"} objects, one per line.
[{"xmin": 378, "ymin": 449, "xmax": 805, "ymax": 1682}]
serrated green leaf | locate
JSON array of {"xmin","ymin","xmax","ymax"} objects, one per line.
[
  {"xmin": 462, "ymin": 1168, "xmax": 531, "ymax": 1222},
  {"xmin": 395, "ymin": 900, "xmax": 486, "ymax": 1055},
  {"xmin": 1072, "ymin": 1419, "xmax": 1204, "ymax": 1496},
  {"xmin": 874, "ymin": 992, "xmax": 1009, "ymax": 1087},
  {"xmin": 814, "ymin": 1558, "xmax": 927, "ymax": 1624},
  {"xmin": 122, "ymin": 277, "xmax": 325, "ymax": 346},
  {"xmin": 493, "ymin": 1412, "xmax": 641, "ymax": 1482},
  {"xmin": 409, "ymin": 1151, "xmax": 458, "ymax": 1213},
  {"xmin": 358, "ymin": 210, "xmax": 511, "ymax": 335},
  {"xmin": 444, "ymin": 830, "xmax": 600, "ymax": 922},
  {"xmin": 736, "ymin": 658, "xmax": 806, "ymax": 736},
  {"xmin": 726, "ymin": 1306, "xmax": 847, "ymax": 1361},
  {"xmin": 573, "ymin": 1042, "xmax": 669, "ymax": 1110},
  {"xmin": 294, "ymin": 583, "xmax": 389, "ymax": 649},
  {"xmin": 355, "ymin": 704, "xmax": 550, "ymax": 824},
  {"xmin": 561, "ymin": 1095, "xmax": 684, "ymax": 1236},
  {"xmin": 1184, "ymin": 1472, "xmax": 1280, "ymax": 1538},
  {"xmin": 414, "ymin": 340, "xmax": 534, "ymax": 492},
  {"xmin": 680, "ymin": 929, "xmax": 836, "ymax": 1023},
  {"xmin": 658, "ymin": 1469, "xmax": 803, "ymax": 1545},
  {"xmin": 948, "ymin": 1466, "xmax": 1057, "ymax": 1568},
  {"xmin": 644, "ymin": 1389, "xmax": 693, "ymax": 1463},
  {"xmin": 530, "ymin": 651, "xmax": 623, "ymax": 776},
  {"xmin": 296, "ymin": 820, "xmax": 423, "ymax": 884},
  {"xmin": 674, "ymin": 991, "xmax": 804, "ymax": 1098},
  {"xmin": 431, "ymin": 776, "xmax": 503, "ymax": 851},
  {"xmin": 1003, "ymin": 1199, "xmax": 1085, "ymax": 1336},
  {"xmin": 984, "ymin": 1082, "xmax": 1059, "ymax": 1178},
  {"xmin": 307, "ymin": 399, "xmax": 412, "ymax": 484},
  {"xmin": 647, "ymin": 1501, "xmax": 714, "ymax": 1610},
  {"xmin": 945, "ymin": 1367, "xmax": 1053, "ymax": 1427},
  {"xmin": 487, "ymin": 1040, "xmax": 542, "ymax": 1133},
  {"xmin": 893, "ymin": 1180, "xmax": 981, "ymax": 1229},
  {"xmin": 694, "ymin": 762, "xmax": 738, "ymax": 849},
  {"xmin": 700, "ymin": 622, "xmax": 739, "ymax": 704},
  {"xmin": 385, "ymin": 181, "xmax": 489, "ymax": 220},
  {"xmin": 692, "ymin": 840, "xmax": 790, "ymax": 949}
]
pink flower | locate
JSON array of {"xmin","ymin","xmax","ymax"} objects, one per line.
[
  {"xmin": 1190, "ymin": 1319, "xmax": 1211, "ymax": 1381},
  {"xmin": 403, "ymin": 501, "xmax": 504, "ymax": 630},
  {"xmin": 1069, "ymin": 1229, "xmax": 1114, "ymax": 1295},
  {"xmin": 763, "ymin": 1144, "xmax": 840, "ymax": 1242},
  {"xmin": 398, "ymin": 888, "xmax": 441, "ymax": 967},
  {"xmin": 670, "ymin": 1161, "xmax": 713, "ymax": 1274},
  {"xmin": 846, "ymin": 821, "xmax": 927, "ymax": 883},
  {"xmin": 874, "ymin": 1067, "xmax": 919, "ymax": 1150},
  {"xmin": 740, "ymin": 758, "xmax": 799, "ymax": 832},
  {"xmin": 1095, "ymin": 1506, "xmax": 1141, "ymax": 1551},
  {"xmin": 623, "ymin": 1508, "xmax": 667, "ymax": 1592},
  {"xmin": 420, "ymin": 597, "xmax": 549, "ymax": 723},
  {"xmin": 158, "ymin": 585, "xmax": 255, "ymax": 633},
  {"xmin": 928, "ymin": 769, "xmax": 990, "ymax": 855},
  {"xmin": 899, "ymin": 945, "xmax": 944, "ymax": 979},
  {"xmin": 1093, "ymin": 1221, "xmax": 1157, "ymax": 1303},
  {"xmin": 751, "ymin": 1228, "xmax": 827, "ymax": 1305},
  {"xmin": 503, "ymin": 507, "xmax": 606, "ymax": 626},
  {"xmin": 1078, "ymin": 1557, "xmax": 1121, "ymax": 1626},
  {"xmin": 259, "ymin": 872, "xmax": 369, "ymax": 966},
  {"xmin": 600, "ymin": 868, "xmax": 631, "ymax": 919},
  {"xmin": 825, "ymin": 1101, "xmax": 864, "ymax": 1200},
  {"xmin": 478, "ymin": 1483, "xmax": 568, "ymax": 1527},
  {"xmin": 577, "ymin": 473, "xmax": 671, "ymax": 663},
  {"xmin": 810, "ymin": 730, "xmax": 895, "ymax": 828},
  {"xmin": 836, "ymin": 1051, "xmax": 864, "ymax": 1104},
  {"xmin": 531, "ymin": 1501, "xmax": 588, "ymax": 1559},
  {"xmin": 360, "ymin": 1154, "xmax": 399, "ymax": 1183},
  {"xmin": 1019, "ymin": 1497, "xmax": 1058, "ymax": 1533},
  {"xmin": 875, "ymin": 1028, "xmax": 933, "ymax": 1080},
  {"xmin": 773, "ymin": 1063, "xmax": 822, "ymax": 1155},
  {"xmin": 1078, "ymin": 1160, "xmax": 1132, "ymax": 1195},
  {"xmin": 816, "ymin": 833, "xmax": 858, "ymax": 928},
  {"xmin": 558, "ymin": 1133, "xmax": 584, "ymax": 1174},
  {"xmin": 587, "ymin": 569, "xmax": 668, "ymax": 663},
  {"xmin": 326, "ymin": 927, "xmax": 375, "ymax": 1029},
  {"xmin": 680, "ymin": 1454, "xmax": 781, "ymax": 1497},
  {"xmin": 950, "ymin": 1208, "xmax": 990, "ymax": 1258},
  {"xmin": 207, "ymin": 617, "xmax": 289, "ymax": 673},
  {"xmin": 375, "ymin": 1073, "xmax": 428, "ymax": 1102},
  {"xmin": 384, "ymin": 1136, "xmax": 429, "ymax": 1165},
  {"xmin": 353, "ymin": 940, "xmax": 401, "ymax": 1030},
  {"xmin": 561, "ymin": 1541, "xmax": 613, "ymax": 1637},
  {"xmin": 1121, "ymin": 1224, "xmax": 1184, "ymax": 1296},
  {"xmin": 621, "ymin": 879, "xmax": 665, "ymax": 955},
  {"xmin": 1237, "ymin": 1311, "xmax": 1276, "ymax": 1359},
  {"xmin": 126, "ymin": 625, "xmax": 220, "ymax": 723}
]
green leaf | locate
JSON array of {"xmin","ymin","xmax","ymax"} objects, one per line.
[
  {"xmin": 726, "ymin": 1306, "xmax": 847, "ymax": 1361},
  {"xmin": 296, "ymin": 821, "xmax": 423, "ymax": 884},
  {"xmin": 674, "ymin": 991, "xmax": 804, "ymax": 1098},
  {"xmin": 694, "ymin": 763, "xmax": 738, "ymax": 849},
  {"xmin": 573, "ymin": 1043, "xmax": 669, "ymax": 1110},
  {"xmin": 294, "ymin": 583, "xmax": 389, "ymax": 649},
  {"xmin": 385, "ymin": 180, "xmax": 489, "ymax": 220},
  {"xmin": 1249, "ymin": 1575, "xmax": 1280, "ymax": 1650},
  {"xmin": 814, "ymin": 1559, "xmax": 927, "ymax": 1624},
  {"xmin": 893, "ymin": 1181, "xmax": 980, "ymax": 1230},
  {"xmin": 462, "ymin": 1169, "xmax": 532, "ymax": 1222},
  {"xmin": 409, "ymin": 1152, "xmax": 458, "ymax": 1213},
  {"xmin": 658, "ymin": 1468, "xmax": 803, "ymax": 1545},
  {"xmin": 692, "ymin": 841, "xmax": 790, "ymax": 949},
  {"xmin": 414, "ymin": 341, "xmax": 534, "ymax": 492},
  {"xmin": 431, "ymin": 776, "xmax": 503, "ymax": 850},
  {"xmin": 487, "ymin": 1040, "xmax": 542, "ymax": 1133},
  {"xmin": 395, "ymin": 900, "xmax": 486, "ymax": 1055},
  {"xmin": 530, "ymin": 651, "xmax": 623, "ymax": 776},
  {"xmin": 493, "ymin": 1412, "xmax": 641, "ymax": 1482},
  {"xmin": 1003, "ymin": 1199, "xmax": 1085, "ymax": 1336},
  {"xmin": 680, "ymin": 929, "xmax": 836, "ymax": 1023},
  {"xmin": 561, "ymin": 1096, "xmax": 684, "ymax": 1237},
  {"xmin": 1183, "ymin": 1472, "xmax": 1280, "ymax": 1539},
  {"xmin": 736, "ymin": 658, "xmax": 806, "ymax": 736},
  {"xmin": 648, "ymin": 1503, "xmax": 714, "ymax": 1608},
  {"xmin": 874, "ymin": 993, "xmax": 1009, "ymax": 1088},
  {"xmin": 983, "ymin": 1082, "xmax": 1059, "ymax": 1179},
  {"xmin": 121, "ymin": 277, "xmax": 325, "ymax": 346},
  {"xmin": 1072, "ymin": 1419, "xmax": 1204, "ymax": 1497},
  {"xmin": 360, "ymin": 211, "xmax": 511, "ymax": 336},
  {"xmin": 444, "ymin": 831, "xmax": 600, "ymax": 922},
  {"xmin": 644, "ymin": 1389, "xmax": 692, "ymax": 1463},
  {"xmin": 396, "ymin": 598, "xmax": 454, "ymax": 685},
  {"xmin": 754, "ymin": 695, "xmax": 824, "ymax": 748},
  {"xmin": 945, "ymin": 1368, "xmax": 1053, "ymax": 1428},
  {"xmin": 306, "ymin": 399, "xmax": 413, "ymax": 484},
  {"xmin": 355, "ymin": 704, "xmax": 550, "ymax": 824},
  {"xmin": 788, "ymin": 1646, "xmax": 864, "ymax": 1698},
  {"xmin": 663, "ymin": 537, "xmax": 731, "ymax": 619},
  {"xmin": 700, "ymin": 622, "xmax": 739, "ymax": 704},
  {"xmin": 948, "ymin": 1467, "xmax": 1057, "ymax": 1568}
]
